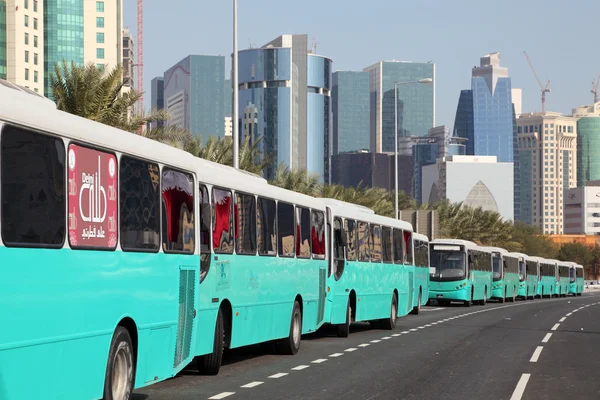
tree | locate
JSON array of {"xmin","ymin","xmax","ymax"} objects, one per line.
[
  {"xmin": 50, "ymin": 61, "xmax": 166, "ymax": 132},
  {"xmin": 511, "ymin": 221, "xmax": 557, "ymax": 258},
  {"xmin": 187, "ymin": 136, "xmax": 272, "ymax": 175},
  {"xmin": 270, "ymin": 165, "xmax": 322, "ymax": 197},
  {"xmin": 556, "ymin": 242, "xmax": 593, "ymax": 268},
  {"xmin": 322, "ymin": 184, "xmax": 395, "ymax": 217}
]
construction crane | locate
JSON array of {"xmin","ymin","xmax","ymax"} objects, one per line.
[
  {"xmin": 136, "ymin": 0, "xmax": 143, "ymax": 115},
  {"xmin": 592, "ymin": 75, "xmax": 600, "ymax": 104},
  {"xmin": 523, "ymin": 50, "xmax": 551, "ymax": 113}
]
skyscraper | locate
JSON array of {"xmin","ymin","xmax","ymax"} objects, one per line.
[
  {"xmin": 332, "ymin": 71, "xmax": 369, "ymax": 155},
  {"xmin": 122, "ymin": 27, "xmax": 134, "ymax": 88},
  {"xmin": 517, "ymin": 112, "xmax": 577, "ymax": 234},
  {"xmin": 363, "ymin": 60, "xmax": 435, "ymax": 153},
  {"xmin": 150, "ymin": 76, "xmax": 164, "ymax": 129},
  {"xmin": 238, "ymin": 34, "xmax": 332, "ymax": 181},
  {"xmin": 0, "ymin": 0, "xmax": 6, "ymax": 80},
  {"xmin": 573, "ymin": 103, "xmax": 600, "ymax": 186},
  {"xmin": 163, "ymin": 55, "xmax": 225, "ymax": 142}
]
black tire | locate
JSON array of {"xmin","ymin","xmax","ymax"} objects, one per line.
[
  {"xmin": 337, "ymin": 300, "xmax": 351, "ymax": 338},
  {"xmin": 103, "ymin": 327, "xmax": 135, "ymax": 400},
  {"xmin": 510, "ymin": 289, "xmax": 516, "ymax": 303},
  {"xmin": 278, "ymin": 301, "xmax": 302, "ymax": 355},
  {"xmin": 381, "ymin": 293, "xmax": 398, "ymax": 330},
  {"xmin": 499, "ymin": 289, "xmax": 506, "ymax": 303},
  {"xmin": 198, "ymin": 308, "xmax": 224, "ymax": 375},
  {"xmin": 479, "ymin": 289, "xmax": 487, "ymax": 306},
  {"xmin": 411, "ymin": 290, "xmax": 422, "ymax": 315},
  {"xmin": 464, "ymin": 290, "xmax": 473, "ymax": 307}
]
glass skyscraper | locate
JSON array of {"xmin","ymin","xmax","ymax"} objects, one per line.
[
  {"xmin": 163, "ymin": 55, "xmax": 225, "ymax": 142},
  {"xmin": 574, "ymin": 104, "xmax": 600, "ymax": 186},
  {"xmin": 0, "ymin": 0, "xmax": 6, "ymax": 80},
  {"xmin": 332, "ymin": 71, "xmax": 370, "ymax": 155},
  {"xmin": 150, "ymin": 77, "xmax": 164, "ymax": 129},
  {"xmin": 44, "ymin": 0, "xmax": 85, "ymax": 97},
  {"xmin": 364, "ymin": 61, "xmax": 435, "ymax": 153},
  {"xmin": 238, "ymin": 34, "xmax": 332, "ymax": 182},
  {"xmin": 224, "ymin": 79, "xmax": 232, "ymax": 118}
]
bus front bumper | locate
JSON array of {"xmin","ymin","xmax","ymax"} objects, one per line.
[{"xmin": 429, "ymin": 285, "xmax": 469, "ymax": 302}]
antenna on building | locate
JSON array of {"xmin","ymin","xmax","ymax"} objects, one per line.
[
  {"xmin": 592, "ymin": 74, "xmax": 599, "ymax": 103},
  {"xmin": 248, "ymin": 39, "xmax": 256, "ymax": 49},
  {"xmin": 309, "ymin": 38, "xmax": 318, "ymax": 54}
]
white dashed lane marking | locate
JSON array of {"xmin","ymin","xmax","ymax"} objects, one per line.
[
  {"xmin": 510, "ymin": 373, "xmax": 531, "ymax": 400},
  {"xmin": 291, "ymin": 365, "xmax": 309, "ymax": 371},
  {"xmin": 551, "ymin": 324, "xmax": 560, "ymax": 331},
  {"xmin": 268, "ymin": 373, "xmax": 288, "ymax": 379},
  {"xmin": 529, "ymin": 346, "xmax": 544, "ymax": 363},
  {"xmin": 240, "ymin": 382, "xmax": 263, "ymax": 389},
  {"xmin": 312, "ymin": 359, "xmax": 327, "ymax": 364},
  {"xmin": 208, "ymin": 392, "xmax": 235, "ymax": 400},
  {"xmin": 329, "ymin": 353, "xmax": 343, "ymax": 358},
  {"xmin": 542, "ymin": 333, "xmax": 552, "ymax": 343}
]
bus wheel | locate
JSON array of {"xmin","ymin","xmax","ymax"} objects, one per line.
[
  {"xmin": 278, "ymin": 301, "xmax": 302, "ymax": 355},
  {"xmin": 464, "ymin": 290, "xmax": 473, "ymax": 307},
  {"xmin": 511, "ymin": 289, "xmax": 516, "ymax": 302},
  {"xmin": 337, "ymin": 300, "xmax": 351, "ymax": 338},
  {"xmin": 198, "ymin": 308, "xmax": 224, "ymax": 375},
  {"xmin": 411, "ymin": 290, "xmax": 422, "ymax": 315},
  {"xmin": 479, "ymin": 290, "xmax": 487, "ymax": 306},
  {"xmin": 499, "ymin": 289, "xmax": 506, "ymax": 303},
  {"xmin": 382, "ymin": 293, "xmax": 398, "ymax": 330},
  {"xmin": 103, "ymin": 327, "xmax": 134, "ymax": 400}
]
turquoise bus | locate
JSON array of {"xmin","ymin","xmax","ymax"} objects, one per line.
[
  {"xmin": 537, "ymin": 258, "xmax": 557, "ymax": 298},
  {"xmin": 487, "ymin": 247, "xmax": 519, "ymax": 303},
  {"xmin": 0, "ymin": 81, "xmax": 330, "ymax": 399},
  {"xmin": 569, "ymin": 263, "xmax": 584, "ymax": 296},
  {"xmin": 429, "ymin": 240, "xmax": 493, "ymax": 307},
  {"xmin": 512, "ymin": 252, "xmax": 538, "ymax": 300},
  {"xmin": 412, "ymin": 233, "xmax": 430, "ymax": 314},
  {"xmin": 555, "ymin": 261, "xmax": 571, "ymax": 298},
  {"xmin": 326, "ymin": 199, "xmax": 417, "ymax": 336}
]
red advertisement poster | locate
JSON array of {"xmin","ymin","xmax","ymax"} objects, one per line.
[{"xmin": 67, "ymin": 144, "xmax": 118, "ymax": 249}]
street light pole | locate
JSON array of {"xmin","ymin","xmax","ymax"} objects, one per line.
[
  {"xmin": 232, "ymin": 0, "xmax": 239, "ymax": 169},
  {"xmin": 393, "ymin": 78, "xmax": 433, "ymax": 219}
]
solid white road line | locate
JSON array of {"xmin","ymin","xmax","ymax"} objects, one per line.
[
  {"xmin": 208, "ymin": 392, "xmax": 235, "ymax": 399},
  {"xmin": 268, "ymin": 373, "xmax": 289, "ymax": 379},
  {"xmin": 530, "ymin": 346, "xmax": 544, "ymax": 363},
  {"xmin": 542, "ymin": 333, "xmax": 553, "ymax": 343},
  {"xmin": 240, "ymin": 382, "xmax": 263, "ymax": 388},
  {"xmin": 551, "ymin": 323, "xmax": 560, "ymax": 331},
  {"xmin": 509, "ymin": 373, "xmax": 531, "ymax": 400}
]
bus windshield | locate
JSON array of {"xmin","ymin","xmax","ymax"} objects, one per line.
[
  {"xmin": 519, "ymin": 260, "xmax": 526, "ymax": 282},
  {"xmin": 570, "ymin": 267, "xmax": 576, "ymax": 283},
  {"xmin": 492, "ymin": 254, "xmax": 502, "ymax": 281},
  {"xmin": 430, "ymin": 250, "xmax": 466, "ymax": 281}
]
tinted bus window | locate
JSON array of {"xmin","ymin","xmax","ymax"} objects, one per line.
[
  {"xmin": 199, "ymin": 185, "xmax": 211, "ymax": 282},
  {"xmin": 311, "ymin": 210, "xmax": 326, "ymax": 259},
  {"xmin": 371, "ymin": 224, "xmax": 382, "ymax": 262},
  {"xmin": 235, "ymin": 193, "xmax": 256, "ymax": 255},
  {"xmin": 296, "ymin": 206, "xmax": 311, "ymax": 258},
  {"xmin": 1, "ymin": 126, "xmax": 65, "ymax": 247},
  {"xmin": 257, "ymin": 197, "xmax": 276, "ymax": 256},
  {"xmin": 393, "ymin": 228, "xmax": 404, "ymax": 264},
  {"xmin": 212, "ymin": 188, "xmax": 233, "ymax": 254},
  {"xmin": 68, "ymin": 144, "xmax": 118, "ymax": 250},
  {"xmin": 358, "ymin": 221, "xmax": 370, "ymax": 261},
  {"xmin": 382, "ymin": 226, "xmax": 392, "ymax": 263},
  {"xmin": 161, "ymin": 168, "xmax": 194, "ymax": 253},
  {"xmin": 403, "ymin": 231, "xmax": 413, "ymax": 265},
  {"xmin": 345, "ymin": 219, "xmax": 357, "ymax": 261},
  {"xmin": 278, "ymin": 202, "xmax": 295, "ymax": 257},
  {"xmin": 120, "ymin": 156, "xmax": 159, "ymax": 251}
]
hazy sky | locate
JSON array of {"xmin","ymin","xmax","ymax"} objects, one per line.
[{"xmin": 124, "ymin": 0, "xmax": 600, "ymax": 129}]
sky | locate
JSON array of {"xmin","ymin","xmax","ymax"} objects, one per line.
[{"xmin": 124, "ymin": 0, "xmax": 600, "ymax": 129}]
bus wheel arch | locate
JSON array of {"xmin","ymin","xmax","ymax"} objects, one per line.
[
  {"xmin": 103, "ymin": 319, "xmax": 138, "ymax": 400},
  {"xmin": 349, "ymin": 290, "xmax": 357, "ymax": 322},
  {"xmin": 220, "ymin": 300, "xmax": 233, "ymax": 350},
  {"xmin": 277, "ymin": 298, "xmax": 302, "ymax": 355},
  {"xmin": 411, "ymin": 287, "xmax": 422, "ymax": 315},
  {"xmin": 337, "ymin": 291, "xmax": 355, "ymax": 338}
]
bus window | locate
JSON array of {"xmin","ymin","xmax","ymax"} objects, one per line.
[
  {"xmin": 403, "ymin": 231, "xmax": 413, "ymax": 265},
  {"xmin": 278, "ymin": 202, "xmax": 295, "ymax": 257},
  {"xmin": 212, "ymin": 188, "xmax": 233, "ymax": 254},
  {"xmin": 235, "ymin": 192, "xmax": 256, "ymax": 255},
  {"xmin": 393, "ymin": 229, "xmax": 404, "ymax": 264},
  {"xmin": 311, "ymin": 210, "xmax": 325, "ymax": 259},
  {"xmin": 120, "ymin": 156, "xmax": 160, "ymax": 252},
  {"xmin": 333, "ymin": 218, "xmax": 344, "ymax": 261},
  {"xmin": 1, "ymin": 126, "xmax": 65, "ymax": 247},
  {"xmin": 344, "ymin": 219, "xmax": 357, "ymax": 261},
  {"xmin": 382, "ymin": 226, "xmax": 392, "ymax": 263},
  {"xmin": 296, "ymin": 206, "xmax": 311, "ymax": 258},
  {"xmin": 199, "ymin": 185, "xmax": 211, "ymax": 282},
  {"xmin": 68, "ymin": 144, "xmax": 118, "ymax": 250},
  {"xmin": 357, "ymin": 221, "xmax": 370, "ymax": 261},
  {"xmin": 370, "ymin": 224, "xmax": 382, "ymax": 262},
  {"xmin": 257, "ymin": 197, "xmax": 276, "ymax": 256}
]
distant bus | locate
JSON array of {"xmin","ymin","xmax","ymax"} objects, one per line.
[
  {"xmin": 512, "ymin": 253, "xmax": 538, "ymax": 300},
  {"xmin": 486, "ymin": 247, "xmax": 519, "ymax": 303},
  {"xmin": 537, "ymin": 258, "xmax": 557, "ymax": 298},
  {"xmin": 327, "ymin": 199, "xmax": 416, "ymax": 336},
  {"xmin": 429, "ymin": 240, "xmax": 493, "ymax": 307},
  {"xmin": 412, "ymin": 233, "xmax": 430, "ymax": 314},
  {"xmin": 555, "ymin": 261, "xmax": 571, "ymax": 298},
  {"xmin": 569, "ymin": 263, "xmax": 584, "ymax": 296}
]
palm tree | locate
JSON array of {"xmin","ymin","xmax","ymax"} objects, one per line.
[
  {"xmin": 322, "ymin": 184, "xmax": 395, "ymax": 217},
  {"xmin": 50, "ymin": 61, "xmax": 166, "ymax": 132},
  {"xmin": 270, "ymin": 165, "xmax": 322, "ymax": 197}
]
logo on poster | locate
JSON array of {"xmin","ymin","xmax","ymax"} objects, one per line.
[{"xmin": 80, "ymin": 156, "xmax": 108, "ymax": 224}]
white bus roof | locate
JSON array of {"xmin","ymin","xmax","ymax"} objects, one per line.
[
  {"xmin": 0, "ymin": 79, "xmax": 57, "ymax": 108},
  {"xmin": 507, "ymin": 252, "xmax": 529, "ymax": 260},
  {"xmin": 430, "ymin": 239, "xmax": 479, "ymax": 250},
  {"xmin": 325, "ymin": 200, "xmax": 413, "ymax": 231},
  {"xmin": 483, "ymin": 246, "xmax": 509, "ymax": 255},
  {"xmin": 320, "ymin": 198, "xmax": 375, "ymax": 214},
  {"xmin": 413, "ymin": 232, "xmax": 429, "ymax": 242}
]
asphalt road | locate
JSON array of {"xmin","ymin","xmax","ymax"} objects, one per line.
[{"xmin": 133, "ymin": 293, "xmax": 600, "ymax": 400}]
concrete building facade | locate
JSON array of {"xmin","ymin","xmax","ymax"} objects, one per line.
[
  {"xmin": 564, "ymin": 182, "xmax": 600, "ymax": 234},
  {"xmin": 573, "ymin": 103, "xmax": 600, "ymax": 186}
]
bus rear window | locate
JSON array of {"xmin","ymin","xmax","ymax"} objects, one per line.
[
  {"xmin": 161, "ymin": 168, "xmax": 194, "ymax": 253},
  {"xmin": 1, "ymin": 126, "xmax": 65, "ymax": 247},
  {"xmin": 67, "ymin": 144, "xmax": 118, "ymax": 250},
  {"xmin": 311, "ymin": 210, "xmax": 325, "ymax": 259}
]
